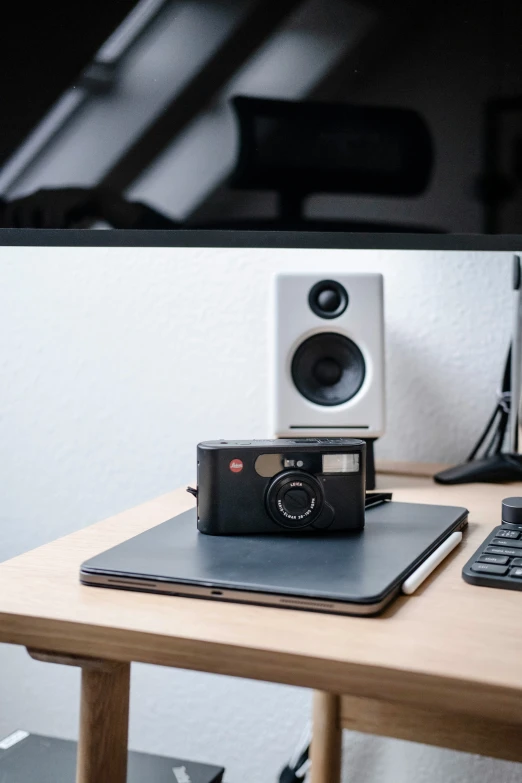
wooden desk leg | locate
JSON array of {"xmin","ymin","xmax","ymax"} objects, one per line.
[
  {"xmin": 311, "ymin": 691, "xmax": 342, "ymax": 783},
  {"xmin": 27, "ymin": 650, "xmax": 130, "ymax": 783},
  {"xmin": 77, "ymin": 663, "xmax": 130, "ymax": 783}
]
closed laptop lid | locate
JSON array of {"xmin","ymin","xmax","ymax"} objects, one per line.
[{"xmin": 80, "ymin": 502, "xmax": 467, "ymax": 606}]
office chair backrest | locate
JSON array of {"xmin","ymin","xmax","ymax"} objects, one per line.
[{"xmin": 229, "ymin": 95, "xmax": 434, "ymax": 201}]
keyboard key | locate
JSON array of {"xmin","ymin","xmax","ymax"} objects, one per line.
[
  {"xmin": 495, "ymin": 529, "xmax": 520, "ymax": 539},
  {"xmin": 512, "ymin": 558, "xmax": 522, "ymax": 566},
  {"xmin": 491, "ymin": 538, "xmax": 522, "ymax": 548},
  {"xmin": 509, "ymin": 567, "xmax": 522, "ymax": 578},
  {"xmin": 485, "ymin": 546, "xmax": 520, "ymax": 557},
  {"xmin": 471, "ymin": 563, "xmax": 509, "ymax": 575},
  {"xmin": 478, "ymin": 555, "xmax": 509, "ymax": 565}
]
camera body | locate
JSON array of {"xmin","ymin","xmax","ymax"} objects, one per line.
[{"xmin": 196, "ymin": 438, "xmax": 366, "ymax": 535}]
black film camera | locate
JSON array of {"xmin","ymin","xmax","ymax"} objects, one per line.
[{"xmin": 196, "ymin": 438, "xmax": 366, "ymax": 535}]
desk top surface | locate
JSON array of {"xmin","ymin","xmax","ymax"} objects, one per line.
[{"xmin": 1, "ymin": 471, "xmax": 521, "ymax": 723}]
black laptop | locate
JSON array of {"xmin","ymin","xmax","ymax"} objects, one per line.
[{"xmin": 80, "ymin": 502, "xmax": 468, "ymax": 616}]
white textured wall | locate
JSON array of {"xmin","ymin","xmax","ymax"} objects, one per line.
[{"xmin": 0, "ymin": 245, "xmax": 520, "ymax": 783}]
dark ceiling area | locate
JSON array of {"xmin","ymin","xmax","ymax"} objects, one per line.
[
  {"xmin": 0, "ymin": 0, "xmax": 140, "ymax": 167},
  {"xmin": 1, "ymin": 0, "xmax": 522, "ymax": 234}
]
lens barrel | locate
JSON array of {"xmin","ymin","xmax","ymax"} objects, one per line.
[{"xmin": 265, "ymin": 471, "xmax": 324, "ymax": 529}]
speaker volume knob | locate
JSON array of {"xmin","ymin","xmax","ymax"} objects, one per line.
[{"xmin": 502, "ymin": 497, "xmax": 522, "ymax": 526}]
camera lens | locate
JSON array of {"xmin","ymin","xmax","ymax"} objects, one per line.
[
  {"xmin": 309, "ymin": 280, "xmax": 348, "ymax": 319},
  {"xmin": 266, "ymin": 471, "xmax": 324, "ymax": 529}
]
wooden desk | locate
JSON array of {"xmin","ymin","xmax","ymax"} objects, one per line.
[{"xmin": 0, "ymin": 472, "xmax": 521, "ymax": 783}]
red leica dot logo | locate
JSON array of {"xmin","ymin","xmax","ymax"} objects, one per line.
[{"xmin": 229, "ymin": 459, "xmax": 243, "ymax": 473}]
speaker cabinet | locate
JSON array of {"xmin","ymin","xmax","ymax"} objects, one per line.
[{"xmin": 272, "ymin": 273, "xmax": 385, "ymax": 440}]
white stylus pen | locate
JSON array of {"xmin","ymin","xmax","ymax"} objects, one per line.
[
  {"xmin": 509, "ymin": 255, "xmax": 522, "ymax": 453},
  {"xmin": 402, "ymin": 531, "xmax": 463, "ymax": 595}
]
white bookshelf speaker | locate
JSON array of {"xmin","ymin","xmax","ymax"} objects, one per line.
[{"xmin": 272, "ymin": 273, "xmax": 385, "ymax": 441}]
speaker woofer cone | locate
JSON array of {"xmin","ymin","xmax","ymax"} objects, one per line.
[{"xmin": 291, "ymin": 333, "xmax": 366, "ymax": 406}]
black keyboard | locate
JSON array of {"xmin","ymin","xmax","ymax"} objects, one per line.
[{"xmin": 462, "ymin": 525, "xmax": 522, "ymax": 589}]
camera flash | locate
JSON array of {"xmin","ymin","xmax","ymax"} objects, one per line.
[{"xmin": 322, "ymin": 454, "xmax": 360, "ymax": 473}]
